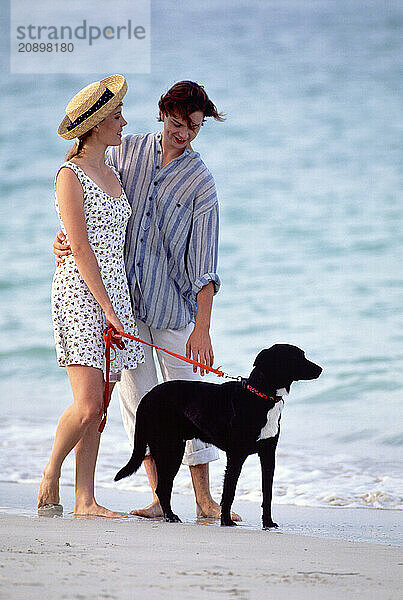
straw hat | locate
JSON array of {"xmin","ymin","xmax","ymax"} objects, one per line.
[{"xmin": 58, "ymin": 74, "xmax": 128, "ymax": 140}]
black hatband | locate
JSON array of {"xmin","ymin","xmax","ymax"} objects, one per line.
[{"xmin": 66, "ymin": 88, "xmax": 114, "ymax": 132}]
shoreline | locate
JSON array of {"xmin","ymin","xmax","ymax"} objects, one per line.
[
  {"xmin": 0, "ymin": 482, "xmax": 401, "ymax": 599},
  {"xmin": 0, "ymin": 481, "xmax": 401, "ymax": 546}
]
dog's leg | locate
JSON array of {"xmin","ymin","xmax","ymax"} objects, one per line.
[
  {"xmin": 257, "ymin": 437, "xmax": 279, "ymax": 529},
  {"xmin": 220, "ymin": 453, "xmax": 247, "ymax": 527},
  {"xmin": 153, "ymin": 439, "xmax": 185, "ymax": 523}
]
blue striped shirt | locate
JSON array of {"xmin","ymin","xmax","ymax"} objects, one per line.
[{"xmin": 107, "ymin": 133, "xmax": 220, "ymax": 330}]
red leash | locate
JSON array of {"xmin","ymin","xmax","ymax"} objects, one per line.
[
  {"xmin": 98, "ymin": 329, "xmax": 278, "ymax": 433},
  {"xmin": 98, "ymin": 328, "xmax": 225, "ymax": 433},
  {"xmin": 99, "ymin": 328, "xmax": 116, "ymax": 433}
]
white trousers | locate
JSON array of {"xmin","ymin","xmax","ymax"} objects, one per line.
[{"xmin": 117, "ymin": 320, "xmax": 219, "ymax": 466}]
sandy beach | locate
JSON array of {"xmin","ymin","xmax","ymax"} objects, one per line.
[{"xmin": 0, "ymin": 482, "xmax": 401, "ymax": 600}]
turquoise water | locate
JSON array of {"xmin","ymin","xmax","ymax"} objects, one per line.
[{"xmin": 0, "ymin": 1, "xmax": 402, "ymax": 510}]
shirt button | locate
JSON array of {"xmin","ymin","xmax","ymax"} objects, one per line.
[
  {"xmin": 140, "ymin": 238, "xmax": 144, "ymax": 242},
  {"xmin": 154, "ymin": 181, "xmax": 158, "ymax": 185},
  {"xmin": 149, "ymin": 197, "xmax": 152, "ymax": 201},
  {"xmin": 137, "ymin": 262, "xmax": 141, "ymax": 267},
  {"xmin": 146, "ymin": 211, "xmax": 150, "ymax": 216},
  {"xmin": 156, "ymin": 165, "xmax": 160, "ymax": 169}
]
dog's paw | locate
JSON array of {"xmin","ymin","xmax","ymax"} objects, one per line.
[
  {"xmin": 220, "ymin": 518, "xmax": 237, "ymax": 527},
  {"xmin": 164, "ymin": 513, "xmax": 182, "ymax": 523},
  {"xmin": 262, "ymin": 521, "xmax": 279, "ymax": 530}
]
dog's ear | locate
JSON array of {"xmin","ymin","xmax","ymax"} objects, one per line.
[
  {"xmin": 253, "ymin": 346, "xmax": 293, "ymax": 387},
  {"xmin": 253, "ymin": 348, "xmax": 275, "ymax": 374}
]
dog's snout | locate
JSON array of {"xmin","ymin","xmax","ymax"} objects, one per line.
[
  {"xmin": 311, "ymin": 362, "xmax": 322, "ymax": 378},
  {"xmin": 300, "ymin": 359, "xmax": 322, "ymax": 380}
]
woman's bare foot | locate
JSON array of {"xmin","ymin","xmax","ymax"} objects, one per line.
[
  {"xmin": 38, "ymin": 465, "xmax": 60, "ymax": 508},
  {"xmin": 129, "ymin": 500, "xmax": 163, "ymax": 518},
  {"xmin": 196, "ymin": 501, "xmax": 242, "ymax": 522},
  {"xmin": 74, "ymin": 501, "xmax": 126, "ymax": 518}
]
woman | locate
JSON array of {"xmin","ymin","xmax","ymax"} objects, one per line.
[{"xmin": 38, "ymin": 75, "xmax": 144, "ymax": 517}]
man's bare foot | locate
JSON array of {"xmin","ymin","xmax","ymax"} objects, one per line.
[
  {"xmin": 38, "ymin": 465, "xmax": 60, "ymax": 508},
  {"xmin": 129, "ymin": 500, "xmax": 163, "ymax": 518},
  {"xmin": 196, "ymin": 501, "xmax": 242, "ymax": 522},
  {"xmin": 74, "ymin": 501, "xmax": 126, "ymax": 518}
]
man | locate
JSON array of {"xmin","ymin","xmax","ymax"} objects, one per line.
[{"xmin": 55, "ymin": 80, "xmax": 240, "ymax": 521}]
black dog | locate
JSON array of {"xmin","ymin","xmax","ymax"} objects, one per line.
[{"xmin": 115, "ymin": 344, "xmax": 322, "ymax": 528}]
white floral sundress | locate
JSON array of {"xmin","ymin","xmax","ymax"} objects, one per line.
[{"xmin": 51, "ymin": 161, "xmax": 144, "ymax": 376}]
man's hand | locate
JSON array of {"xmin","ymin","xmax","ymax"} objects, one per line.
[
  {"xmin": 54, "ymin": 230, "xmax": 72, "ymax": 265},
  {"xmin": 186, "ymin": 325, "xmax": 214, "ymax": 376},
  {"xmin": 187, "ymin": 282, "xmax": 215, "ymax": 376}
]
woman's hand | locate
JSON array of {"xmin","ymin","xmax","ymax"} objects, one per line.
[
  {"xmin": 54, "ymin": 230, "xmax": 72, "ymax": 266},
  {"xmin": 105, "ymin": 310, "xmax": 125, "ymax": 349}
]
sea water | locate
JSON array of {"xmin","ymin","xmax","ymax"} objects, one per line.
[{"xmin": 0, "ymin": 0, "xmax": 402, "ymax": 511}]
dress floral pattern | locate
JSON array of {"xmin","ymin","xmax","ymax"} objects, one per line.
[{"xmin": 51, "ymin": 161, "xmax": 144, "ymax": 376}]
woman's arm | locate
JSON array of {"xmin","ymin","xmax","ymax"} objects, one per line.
[{"xmin": 56, "ymin": 167, "xmax": 123, "ymax": 334}]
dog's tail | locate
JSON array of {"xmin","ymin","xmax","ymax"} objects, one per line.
[{"xmin": 114, "ymin": 424, "xmax": 148, "ymax": 482}]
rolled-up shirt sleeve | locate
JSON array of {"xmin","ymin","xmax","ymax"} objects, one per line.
[{"xmin": 188, "ymin": 177, "xmax": 221, "ymax": 300}]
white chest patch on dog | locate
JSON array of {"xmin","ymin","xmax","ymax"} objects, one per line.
[{"xmin": 257, "ymin": 388, "xmax": 288, "ymax": 440}]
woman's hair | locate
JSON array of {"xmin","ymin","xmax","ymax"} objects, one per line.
[
  {"xmin": 65, "ymin": 129, "xmax": 93, "ymax": 161},
  {"xmin": 158, "ymin": 81, "xmax": 225, "ymax": 128}
]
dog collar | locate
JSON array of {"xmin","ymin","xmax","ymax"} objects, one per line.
[{"xmin": 242, "ymin": 380, "xmax": 283, "ymax": 403}]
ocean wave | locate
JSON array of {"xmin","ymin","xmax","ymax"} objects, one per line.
[{"xmin": 1, "ymin": 421, "xmax": 401, "ymax": 511}]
